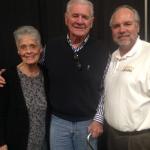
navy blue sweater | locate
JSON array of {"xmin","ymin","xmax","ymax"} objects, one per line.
[{"xmin": 45, "ymin": 36, "xmax": 108, "ymax": 121}]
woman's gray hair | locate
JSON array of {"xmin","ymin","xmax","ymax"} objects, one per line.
[
  {"xmin": 13, "ymin": 25, "xmax": 42, "ymax": 47},
  {"xmin": 109, "ymin": 5, "xmax": 140, "ymax": 27},
  {"xmin": 66, "ymin": 0, "xmax": 94, "ymax": 18}
]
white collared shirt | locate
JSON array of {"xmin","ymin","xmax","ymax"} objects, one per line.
[{"xmin": 104, "ymin": 38, "xmax": 150, "ymax": 131}]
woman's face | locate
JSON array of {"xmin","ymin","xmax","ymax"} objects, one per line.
[{"xmin": 17, "ymin": 35, "xmax": 42, "ymax": 65}]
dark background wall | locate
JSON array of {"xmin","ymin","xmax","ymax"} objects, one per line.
[{"xmin": 0, "ymin": 0, "xmax": 149, "ymax": 68}]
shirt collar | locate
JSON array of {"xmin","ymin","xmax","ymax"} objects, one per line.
[
  {"xmin": 67, "ymin": 34, "xmax": 89, "ymax": 52},
  {"xmin": 114, "ymin": 36, "xmax": 142, "ymax": 60}
]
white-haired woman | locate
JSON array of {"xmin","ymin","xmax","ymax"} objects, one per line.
[{"xmin": 0, "ymin": 26, "xmax": 49, "ymax": 150}]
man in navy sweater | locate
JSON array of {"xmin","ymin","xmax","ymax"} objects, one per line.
[
  {"xmin": 0, "ymin": 0, "xmax": 108, "ymax": 149},
  {"xmin": 45, "ymin": 0, "xmax": 108, "ymax": 149}
]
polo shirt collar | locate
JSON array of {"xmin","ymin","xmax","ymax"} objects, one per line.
[
  {"xmin": 67, "ymin": 34, "xmax": 89, "ymax": 52},
  {"xmin": 114, "ymin": 36, "xmax": 142, "ymax": 60}
]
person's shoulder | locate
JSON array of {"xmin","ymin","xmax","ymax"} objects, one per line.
[
  {"xmin": 88, "ymin": 36, "xmax": 110, "ymax": 53},
  {"xmin": 140, "ymin": 40, "xmax": 150, "ymax": 56},
  {"xmin": 38, "ymin": 64, "xmax": 47, "ymax": 73},
  {"xmin": 45, "ymin": 35, "xmax": 67, "ymax": 55},
  {"xmin": 88, "ymin": 36, "xmax": 108, "ymax": 48},
  {"xmin": 141, "ymin": 39, "xmax": 150, "ymax": 47}
]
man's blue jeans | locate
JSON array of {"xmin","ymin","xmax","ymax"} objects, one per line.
[{"xmin": 50, "ymin": 115, "xmax": 97, "ymax": 150}]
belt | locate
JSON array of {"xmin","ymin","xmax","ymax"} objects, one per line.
[{"xmin": 106, "ymin": 122, "xmax": 150, "ymax": 136}]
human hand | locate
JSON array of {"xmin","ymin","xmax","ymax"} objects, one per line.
[
  {"xmin": 0, "ymin": 145, "xmax": 8, "ymax": 150},
  {"xmin": 88, "ymin": 120, "xmax": 103, "ymax": 138},
  {"xmin": 0, "ymin": 69, "xmax": 6, "ymax": 87}
]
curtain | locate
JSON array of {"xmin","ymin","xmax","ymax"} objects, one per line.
[{"xmin": 0, "ymin": 0, "xmax": 148, "ymax": 66}]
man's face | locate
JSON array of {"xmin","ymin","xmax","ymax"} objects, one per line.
[
  {"xmin": 111, "ymin": 8, "xmax": 139, "ymax": 49},
  {"xmin": 65, "ymin": 3, "xmax": 94, "ymax": 40}
]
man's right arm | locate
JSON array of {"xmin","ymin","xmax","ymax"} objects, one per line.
[{"xmin": 0, "ymin": 69, "xmax": 6, "ymax": 87}]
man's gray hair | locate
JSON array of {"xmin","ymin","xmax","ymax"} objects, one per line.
[
  {"xmin": 109, "ymin": 5, "xmax": 140, "ymax": 27},
  {"xmin": 14, "ymin": 25, "xmax": 42, "ymax": 47},
  {"xmin": 66, "ymin": 0, "xmax": 94, "ymax": 17}
]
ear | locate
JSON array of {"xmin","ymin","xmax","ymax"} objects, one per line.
[
  {"xmin": 39, "ymin": 47, "xmax": 42, "ymax": 55},
  {"xmin": 137, "ymin": 25, "xmax": 140, "ymax": 33},
  {"xmin": 41, "ymin": 46, "xmax": 43, "ymax": 51},
  {"xmin": 136, "ymin": 23, "xmax": 140, "ymax": 33},
  {"xmin": 64, "ymin": 13, "xmax": 68, "ymax": 26},
  {"xmin": 90, "ymin": 17, "xmax": 94, "ymax": 28}
]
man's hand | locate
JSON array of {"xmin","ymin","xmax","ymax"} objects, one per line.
[
  {"xmin": 0, "ymin": 145, "xmax": 8, "ymax": 150},
  {"xmin": 88, "ymin": 120, "xmax": 103, "ymax": 138},
  {"xmin": 0, "ymin": 69, "xmax": 6, "ymax": 87}
]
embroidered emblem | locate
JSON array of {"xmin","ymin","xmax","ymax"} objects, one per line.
[{"xmin": 122, "ymin": 65, "xmax": 134, "ymax": 72}]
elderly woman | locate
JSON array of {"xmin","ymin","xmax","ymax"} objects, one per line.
[{"xmin": 0, "ymin": 26, "xmax": 49, "ymax": 150}]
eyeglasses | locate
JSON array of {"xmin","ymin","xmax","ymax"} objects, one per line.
[{"xmin": 73, "ymin": 52, "xmax": 82, "ymax": 70}]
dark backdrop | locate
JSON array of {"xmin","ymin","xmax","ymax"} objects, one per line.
[{"xmin": 0, "ymin": 0, "xmax": 149, "ymax": 67}]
